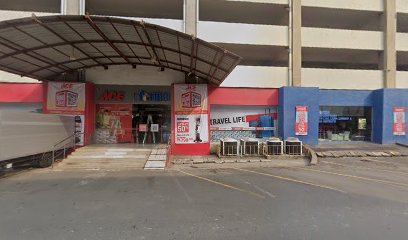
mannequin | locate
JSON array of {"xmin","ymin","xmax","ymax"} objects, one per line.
[{"xmin": 194, "ymin": 117, "xmax": 202, "ymax": 143}]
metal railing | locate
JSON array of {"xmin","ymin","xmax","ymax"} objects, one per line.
[{"xmin": 51, "ymin": 132, "xmax": 82, "ymax": 168}]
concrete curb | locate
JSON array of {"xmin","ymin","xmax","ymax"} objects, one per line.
[
  {"xmin": 396, "ymin": 142, "xmax": 408, "ymax": 148},
  {"xmin": 303, "ymin": 145, "xmax": 318, "ymax": 166}
]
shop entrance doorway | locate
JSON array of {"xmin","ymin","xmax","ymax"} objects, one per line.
[
  {"xmin": 319, "ymin": 106, "xmax": 372, "ymax": 142},
  {"xmin": 132, "ymin": 104, "xmax": 171, "ymax": 144},
  {"xmin": 95, "ymin": 104, "xmax": 171, "ymax": 144}
]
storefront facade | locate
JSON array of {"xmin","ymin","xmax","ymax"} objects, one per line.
[
  {"xmin": 1, "ymin": 82, "xmax": 407, "ymax": 155},
  {"xmin": 279, "ymin": 87, "xmax": 408, "ymax": 146},
  {"xmin": 0, "ymin": 15, "xmax": 406, "ymax": 156}
]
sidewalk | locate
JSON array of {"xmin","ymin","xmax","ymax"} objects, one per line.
[
  {"xmin": 171, "ymin": 154, "xmax": 309, "ymax": 169},
  {"xmin": 311, "ymin": 142, "xmax": 408, "ymax": 158}
]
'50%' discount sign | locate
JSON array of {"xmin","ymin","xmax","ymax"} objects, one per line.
[
  {"xmin": 175, "ymin": 116, "xmax": 191, "ymax": 143},
  {"xmin": 177, "ymin": 121, "xmax": 189, "ymax": 133}
]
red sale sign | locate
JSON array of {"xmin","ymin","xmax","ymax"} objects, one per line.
[
  {"xmin": 295, "ymin": 106, "xmax": 308, "ymax": 136},
  {"xmin": 177, "ymin": 122, "xmax": 189, "ymax": 133},
  {"xmin": 393, "ymin": 107, "xmax": 406, "ymax": 136}
]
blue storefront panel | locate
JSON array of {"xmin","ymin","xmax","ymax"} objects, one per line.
[{"xmin": 278, "ymin": 87, "xmax": 408, "ymax": 145}]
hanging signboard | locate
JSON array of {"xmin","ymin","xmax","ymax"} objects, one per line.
[
  {"xmin": 393, "ymin": 107, "xmax": 406, "ymax": 136},
  {"xmin": 45, "ymin": 82, "xmax": 86, "ymax": 115},
  {"xmin": 174, "ymin": 84, "xmax": 209, "ymax": 144},
  {"xmin": 295, "ymin": 106, "xmax": 308, "ymax": 136}
]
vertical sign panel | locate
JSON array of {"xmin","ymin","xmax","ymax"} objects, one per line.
[
  {"xmin": 174, "ymin": 84, "xmax": 209, "ymax": 144},
  {"xmin": 295, "ymin": 106, "xmax": 308, "ymax": 136},
  {"xmin": 45, "ymin": 82, "xmax": 85, "ymax": 115},
  {"xmin": 393, "ymin": 107, "xmax": 406, "ymax": 136}
]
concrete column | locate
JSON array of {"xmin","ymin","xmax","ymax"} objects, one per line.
[
  {"xmin": 184, "ymin": 0, "xmax": 198, "ymax": 36},
  {"xmin": 61, "ymin": 0, "xmax": 84, "ymax": 15},
  {"xmin": 383, "ymin": 0, "xmax": 397, "ymax": 88},
  {"xmin": 291, "ymin": 0, "xmax": 302, "ymax": 87}
]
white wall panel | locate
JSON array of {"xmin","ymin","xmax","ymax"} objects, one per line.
[
  {"xmin": 198, "ymin": 21, "xmax": 289, "ymax": 46},
  {"xmin": 302, "ymin": 68, "xmax": 383, "ymax": 90},
  {"xmin": 0, "ymin": 71, "xmax": 39, "ymax": 83},
  {"xmin": 221, "ymin": 66, "xmax": 288, "ymax": 88},
  {"xmin": 303, "ymin": 0, "xmax": 383, "ymax": 12},
  {"xmin": 397, "ymin": 32, "xmax": 408, "ymax": 51},
  {"xmin": 86, "ymin": 65, "xmax": 185, "ymax": 86},
  {"xmin": 0, "ymin": 10, "xmax": 58, "ymax": 21},
  {"xmin": 397, "ymin": 0, "xmax": 408, "ymax": 13},
  {"xmin": 397, "ymin": 71, "xmax": 408, "ymax": 88},
  {"xmin": 303, "ymin": 28, "xmax": 383, "ymax": 50}
]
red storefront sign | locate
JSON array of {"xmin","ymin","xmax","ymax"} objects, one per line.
[
  {"xmin": 99, "ymin": 91, "xmax": 125, "ymax": 102},
  {"xmin": 295, "ymin": 106, "xmax": 308, "ymax": 136},
  {"xmin": 393, "ymin": 107, "xmax": 406, "ymax": 136}
]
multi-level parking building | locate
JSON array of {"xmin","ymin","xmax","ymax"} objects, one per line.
[{"xmin": 0, "ymin": 0, "xmax": 407, "ymax": 154}]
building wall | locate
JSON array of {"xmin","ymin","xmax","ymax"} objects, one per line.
[
  {"xmin": 0, "ymin": 1, "xmax": 407, "ymax": 149},
  {"xmin": 86, "ymin": 65, "xmax": 185, "ymax": 86},
  {"xmin": 373, "ymin": 89, "xmax": 408, "ymax": 144},
  {"xmin": 209, "ymin": 87, "xmax": 279, "ymax": 106},
  {"xmin": 319, "ymin": 90, "xmax": 374, "ymax": 107},
  {"xmin": 0, "ymin": 83, "xmax": 43, "ymax": 103},
  {"xmin": 279, "ymin": 87, "xmax": 408, "ymax": 145},
  {"xmin": 278, "ymin": 87, "xmax": 320, "ymax": 145}
]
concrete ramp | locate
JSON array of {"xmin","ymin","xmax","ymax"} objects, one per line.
[{"xmin": 144, "ymin": 147, "xmax": 168, "ymax": 170}]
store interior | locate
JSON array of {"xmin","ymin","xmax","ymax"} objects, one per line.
[
  {"xmin": 132, "ymin": 104, "xmax": 171, "ymax": 144},
  {"xmin": 319, "ymin": 106, "xmax": 372, "ymax": 142}
]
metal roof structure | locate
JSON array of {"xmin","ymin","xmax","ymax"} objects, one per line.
[{"xmin": 0, "ymin": 15, "xmax": 242, "ymax": 85}]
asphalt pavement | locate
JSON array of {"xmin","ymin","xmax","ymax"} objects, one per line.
[{"xmin": 1, "ymin": 156, "xmax": 408, "ymax": 240}]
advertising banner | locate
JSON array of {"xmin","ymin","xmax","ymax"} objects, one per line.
[
  {"xmin": 210, "ymin": 106, "xmax": 277, "ymax": 132},
  {"xmin": 74, "ymin": 115, "xmax": 85, "ymax": 146},
  {"xmin": 175, "ymin": 114, "xmax": 209, "ymax": 144},
  {"xmin": 174, "ymin": 84, "xmax": 209, "ymax": 144},
  {"xmin": 295, "ymin": 106, "xmax": 308, "ymax": 136},
  {"xmin": 45, "ymin": 82, "xmax": 85, "ymax": 115},
  {"xmin": 95, "ymin": 104, "xmax": 133, "ymax": 143},
  {"xmin": 393, "ymin": 107, "xmax": 406, "ymax": 136}
]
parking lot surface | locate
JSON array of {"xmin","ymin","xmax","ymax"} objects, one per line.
[{"xmin": 1, "ymin": 156, "xmax": 408, "ymax": 240}]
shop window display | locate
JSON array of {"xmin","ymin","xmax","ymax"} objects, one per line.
[{"xmin": 319, "ymin": 106, "xmax": 372, "ymax": 142}]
